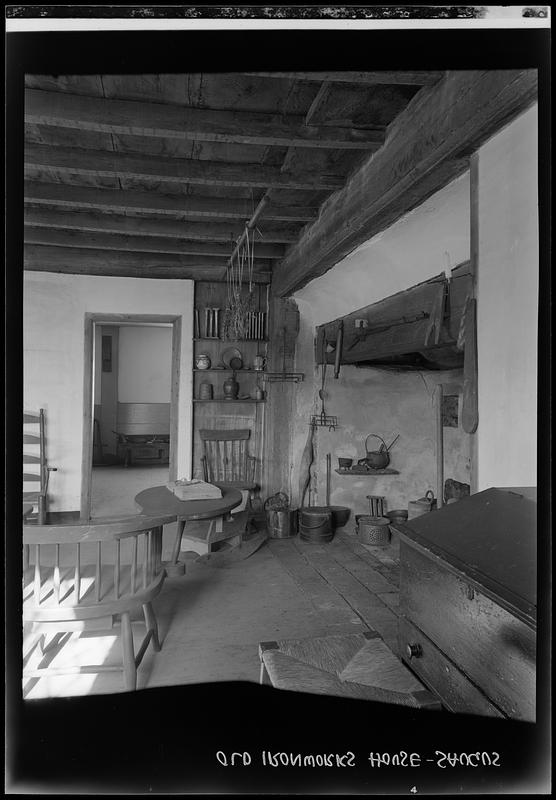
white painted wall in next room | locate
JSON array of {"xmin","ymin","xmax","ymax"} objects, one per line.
[{"xmin": 24, "ymin": 273, "xmax": 194, "ymax": 511}]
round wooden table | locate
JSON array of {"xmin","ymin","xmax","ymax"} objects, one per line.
[{"xmin": 134, "ymin": 484, "xmax": 243, "ymax": 573}]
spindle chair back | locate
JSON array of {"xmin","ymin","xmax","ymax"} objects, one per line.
[
  {"xmin": 23, "ymin": 513, "xmax": 175, "ymax": 694},
  {"xmin": 199, "ymin": 428, "xmax": 255, "ymax": 485},
  {"xmin": 199, "ymin": 428, "xmax": 259, "ymax": 529}
]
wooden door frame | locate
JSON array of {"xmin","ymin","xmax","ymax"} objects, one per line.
[{"xmin": 81, "ymin": 313, "xmax": 181, "ymax": 521}]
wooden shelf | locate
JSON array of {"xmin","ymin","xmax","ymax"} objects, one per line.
[
  {"xmin": 193, "ymin": 399, "xmax": 266, "ymax": 404},
  {"xmin": 193, "ymin": 282, "xmax": 269, "ymax": 479},
  {"xmin": 335, "ymin": 468, "xmax": 399, "ymax": 476},
  {"xmin": 194, "ymin": 368, "xmax": 265, "ymax": 373},
  {"xmin": 194, "ymin": 338, "xmax": 269, "ymax": 343}
]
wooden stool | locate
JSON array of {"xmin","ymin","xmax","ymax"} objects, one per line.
[{"xmin": 259, "ymin": 630, "xmax": 441, "ymax": 709}]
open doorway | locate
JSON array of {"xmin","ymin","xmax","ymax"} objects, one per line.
[{"xmin": 82, "ymin": 314, "xmax": 181, "ymax": 520}]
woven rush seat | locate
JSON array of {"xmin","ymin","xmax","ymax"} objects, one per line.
[{"xmin": 259, "ymin": 631, "xmax": 441, "ymax": 709}]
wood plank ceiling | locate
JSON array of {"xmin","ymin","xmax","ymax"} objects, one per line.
[
  {"xmin": 23, "ymin": 70, "xmax": 537, "ymax": 294},
  {"xmin": 23, "ymin": 72, "xmax": 438, "ymax": 285}
]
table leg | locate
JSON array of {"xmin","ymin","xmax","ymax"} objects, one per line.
[
  {"xmin": 165, "ymin": 518, "xmax": 186, "ymax": 577},
  {"xmin": 259, "ymin": 660, "xmax": 267, "ymax": 685},
  {"xmin": 171, "ymin": 518, "xmax": 186, "ymax": 564}
]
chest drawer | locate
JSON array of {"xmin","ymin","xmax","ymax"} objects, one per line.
[
  {"xmin": 400, "ymin": 541, "xmax": 536, "ymax": 721},
  {"xmin": 399, "ymin": 617, "xmax": 504, "ymax": 717}
]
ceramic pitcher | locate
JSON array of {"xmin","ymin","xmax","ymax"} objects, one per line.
[{"xmin": 253, "ymin": 355, "xmax": 267, "ymax": 371}]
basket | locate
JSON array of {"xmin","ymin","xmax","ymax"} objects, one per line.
[
  {"xmin": 264, "ymin": 492, "xmax": 296, "ymax": 538},
  {"xmin": 357, "ymin": 515, "xmax": 391, "ymax": 546}
]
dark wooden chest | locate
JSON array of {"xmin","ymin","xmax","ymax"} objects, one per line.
[{"xmin": 396, "ymin": 487, "xmax": 537, "ymax": 721}]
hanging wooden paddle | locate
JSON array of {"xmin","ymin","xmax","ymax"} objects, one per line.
[
  {"xmin": 462, "ymin": 297, "xmax": 478, "ymax": 433},
  {"xmin": 424, "ymin": 279, "xmax": 447, "ymax": 347},
  {"xmin": 299, "ymin": 422, "xmax": 316, "ymax": 507}
]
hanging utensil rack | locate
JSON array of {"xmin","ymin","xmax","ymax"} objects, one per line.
[
  {"xmin": 310, "ymin": 413, "xmax": 338, "ymax": 429},
  {"xmin": 309, "ymin": 338, "xmax": 338, "ymax": 430},
  {"xmin": 262, "ymin": 326, "xmax": 304, "ymax": 383},
  {"xmin": 263, "ymin": 373, "xmax": 305, "ymax": 383}
]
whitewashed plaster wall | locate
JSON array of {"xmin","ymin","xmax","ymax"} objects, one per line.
[
  {"xmin": 294, "ymin": 171, "xmax": 470, "ymax": 326},
  {"xmin": 118, "ymin": 325, "xmax": 173, "ymax": 403},
  {"xmin": 24, "ymin": 273, "xmax": 194, "ymax": 511},
  {"xmin": 290, "ymin": 173, "xmax": 471, "ymax": 520},
  {"xmin": 475, "ymin": 103, "xmax": 538, "ymax": 490}
]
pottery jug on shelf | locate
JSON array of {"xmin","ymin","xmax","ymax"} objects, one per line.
[
  {"xmin": 199, "ymin": 381, "xmax": 213, "ymax": 400},
  {"xmin": 223, "ymin": 373, "xmax": 239, "ymax": 400},
  {"xmin": 252, "ymin": 386, "xmax": 265, "ymax": 401},
  {"xmin": 195, "ymin": 353, "xmax": 211, "ymax": 370},
  {"xmin": 253, "ymin": 355, "xmax": 267, "ymax": 371}
]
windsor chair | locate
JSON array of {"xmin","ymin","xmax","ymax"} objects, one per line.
[
  {"xmin": 199, "ymin": 428, "xmax": 259, "ymax": 531},
  {"xmin": 23, "ymin": 513, "xmax": 174, "ymax": 693}
]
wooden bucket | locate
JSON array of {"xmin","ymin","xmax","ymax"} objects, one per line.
[
  {"xmin": 299, "ymin": 507, "xmax": 333, "ymax": 543},
  {"xmin": 266, "ymin": 508, "xmax": 298, "ymax": 538}
]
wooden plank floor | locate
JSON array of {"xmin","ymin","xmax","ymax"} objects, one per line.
[
  {"xmin": 22, "ymin": 525, "xmax": 402, "ymax": 699},
  {"xmin": 268, "ymin": 529, "xmax": 401, "ymax": 655}
]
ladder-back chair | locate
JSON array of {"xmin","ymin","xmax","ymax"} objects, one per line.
[
  {"xmin": 199, "ymin": 428, "xmax": 259, "ymax": 526},
  {"xmin": 23, "ymin": 513, "xmax": 174, "ymax": 694},
  {"xmin": 23, "ymin": 409, "xmax": 57, "ymax": 524}
]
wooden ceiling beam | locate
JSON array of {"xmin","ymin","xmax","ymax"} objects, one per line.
[
  {"xmin": 24, "ymin": 208, "xmax": 301, "ymax": 243},
  {"xmin": 24, "ymin": 181, "xmax": 317, "ymax": 222},
  {"xmin": 24, "ymin": 226, "xmax": 285, "ymax": 259},
  {"xmin": 243, "ymin": 71, "xmax": 444, "ymax": 85},
  {"xmin": 24, "ymin": 244, "xmax": 272, "ymax": 282},
  {"xmin": 272, "ymin": 69, "xmax": 538, "ymax": 297},
  {"xmin": 24, "ymin": 143, "xmax": 345, "ymax": 191},
  {"xmin": 25, "ymin": 88, "xmax": 385, "ymax": 150}
]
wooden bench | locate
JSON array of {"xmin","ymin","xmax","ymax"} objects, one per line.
[
  {"xmin": 114, "ymin": 403, "xmax": 170, "ymax": 467},
  {"xmin": 259, "ymin": 631, "xmax": 441, "ymax": 709}
]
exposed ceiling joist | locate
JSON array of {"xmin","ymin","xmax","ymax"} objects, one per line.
[
  {"xmin": 24, "ymin": 181, "xmax": 318, "ymax": 222},
  {"xmin": 24, "ymin": 143, "xmax": 345, "ymax": 191},
  {"xmin": 24, "ymin": 226, "xmax": 285, "ymax": 259},
  {"xmin": 24, "ymin": 244, "xmax": 272, "ymax": 282},
  {"xmin": 243, "ymin": 71, "xmax": 444, "ymax": 85},
  {"xmin": 24, "ymin": 207, "xmax": 301, "ymax": 243},
  {"xmin": 25, "ymin": 88, "xmax": 386, "ymax": 150},
  {"xmin": 272, "ymin": 69, "xmax": 538, "ymax": 297}
]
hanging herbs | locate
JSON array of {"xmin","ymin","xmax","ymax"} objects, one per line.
[{"xmin": 223, "ymin": 225, "xmax": 256, "ymax": 341}]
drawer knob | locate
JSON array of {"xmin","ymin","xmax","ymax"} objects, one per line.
[{"xmin": 406, "ymin": 643, "xmax": 422, "ymax": 659}]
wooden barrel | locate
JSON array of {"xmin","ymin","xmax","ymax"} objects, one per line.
[{"xmin": 299, "ymin": 507, "xmax": 333, "ymax": 543}]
